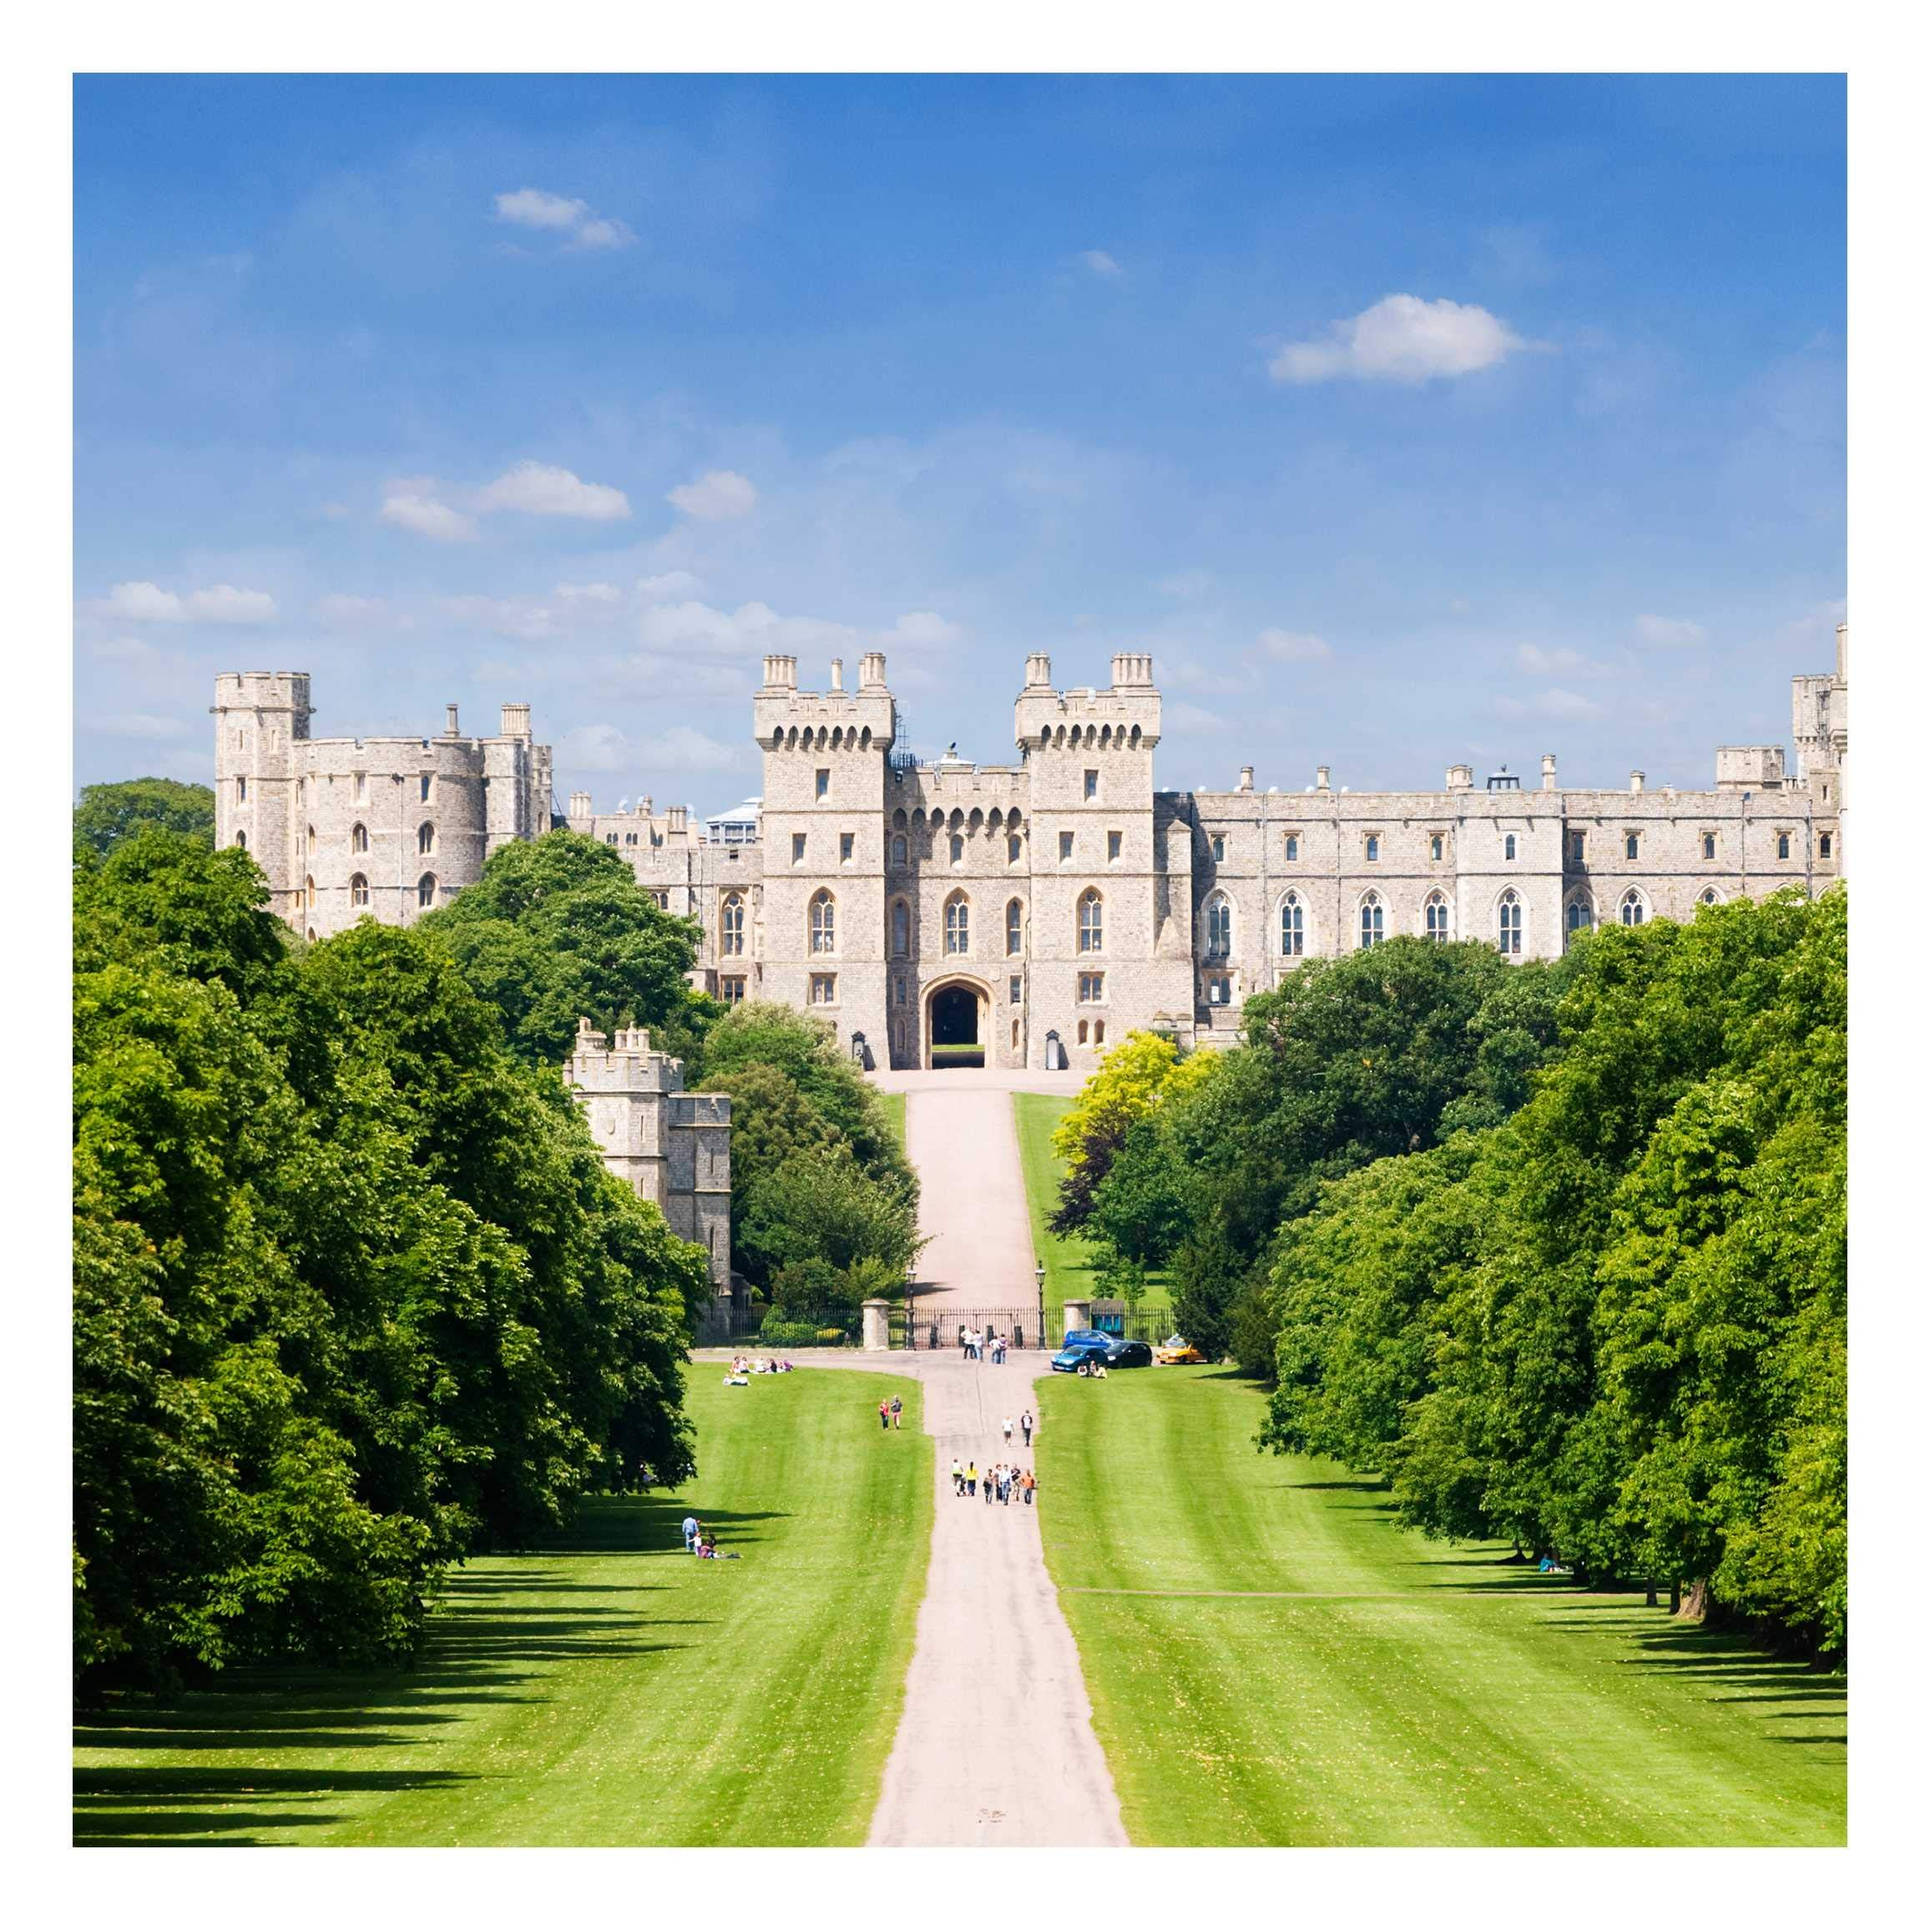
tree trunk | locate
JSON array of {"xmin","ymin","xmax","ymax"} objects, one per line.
[
  {"xmin": 1668, "ymin": 1578, "xmax": 1681, "ymax": 1613},
  {"xmin": 1675, "ymin": 1578, "xmax": 1710, "ymax": 1624},
  {"xmin": 1645, "ymin": 1576, "xmax": 1658, "ymax": 1606}
]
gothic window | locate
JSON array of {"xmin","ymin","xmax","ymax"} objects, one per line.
[
  {"xmin": 1078, "ymin": 890, "xmax": 1103, "ymax": 954},
  {"xmin": 417, "ymin": 873, "xmax": 437, "ymax": 908},
  {"xmin": 351, "ymin": 822, "xmax": 368, "ymax": 854},
  {"xmin": 1620, "ymin": 889, "xmax": 1646, "ymax": 927},
  {"xmin": 950, "ymin": 834, "xmax": 964, "ymax": 865},
  {"xmin": 420, "ymin": 774, "xmax": 432, "ymax": 802},
  {"xmin": 1078, "ymin": 1020, "xmax": 1089, "ymax": 1044},
  {"xmin": 1566, "ymin": 893, "xmax": 1593, "ymax": 934},
  {"xmin": 1702, "ymin": 831, "xmax": 1718, "ymax": 860},
  {"xmin": 1819, "ymin": 832, "xmax": 1833, "ymax": 860},
  {"xmin": 1430, "ymin": 834, "xmax": 1444, "ymax": 861},
  {"xmin": 1108, "ymin": 830, "xmax": 1122, "ymax": 862},
  {"xmin": 606, "ymin": 833, "xmax": 617, "ymax": 845},
  {"xmin": 1008, "ymin": 832, "xmax": 1023, "ymax": 862},
  {"xmin": 1084, "ymin": 768, "xmax": 1099, "ymax": 800},
  {"xmin": 816, "ymin": 768, "xmax": 830, "ymax": 800},
  {"xmin": 810, "ymin": 890, "xmax": 836, "ymax": 954},
  {"xmin": 1625, "ymin": 832, "xmax": 1641, "ymax": 861},
  {"xmin": 1279, "ymin": 892, "xmax": 1306, "ymax": 957},
  {"xmin": 892, "ymin": 835, "xmax": 908, "ymax": 866},
  {"xmin": 1504, "ymin": 834, "xmax": 1517, "ymax": 862},
  {"xmin": 1569, "ymin": 829, "xmax": 1586, "ymax": 864},
  {"xmin": 1425, "ymin": 892, "xmax": 1449, "ymax": 943},
  {"xmin": 350, "ymin": 873, "xmax": 369, "ymax": 908},
  {"xmin": 945, "ymin": 894, "xmax": 970, "ymax": 955},
  {"xmin": 234, "ymin": 830, "xmax": 247, "ymax": 851},
  {"xmin": 1205, "ymin": 891, "xmax": 1232, "ymax": 960},
  {"xmin": 418, "ymin": 822, "xmax": 435, "ymax": 855},
  {"xmin": 1006, "ymin": 898, "xmax": 1024, "ymax": 955},
  {"xmin": 1059, "ymin": 831, "xmax": 1075, "ymax": 861},
  {"xmin": 1284, "ymin": 833, "xmax": 1298, "ymax": 862},
  {"xmin": 304, "ymin": 874, "xmax": 316, "ymax": 910},
  {"xmin": 1094, "ymin": 1019, "xmax": 1106, "ymax": 1043},
  {"xmin": 1777, "ymin": 831, "xmax": 1792, "ymax": 860},
  {"xmin": 1078, "ymin": 973, "xmax": 1104, "ymax": 1003},
  {"xmin": 722, "ymin": 893, "xmax": 745, "ymax": 955},
  {"xmin": 1699, "ymin": 888, "xmax": 1719, "ymax": 909},
  {"xmin": 891, "ymin": 899, "xmax": 911, "ymax": 957},
  {"xmin": 1359, "ymin": 892, "xmax": 1385, "ymax": 949},
  {"xmin": 1365, "ymin": 833, "xmax": 1379, "ymax": 862},
  {"xmin": 1499, "ymin": 889, "xmax": 1524, "ymax": 955},
  {"xmin": 1210, "ymin": 833, "xmax": 1226, "ymax": 862},
  {"xmin": 840, "ymin": 832, "xmax": 855, "ymax": 864}
]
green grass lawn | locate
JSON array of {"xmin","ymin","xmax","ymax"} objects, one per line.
[
  {"xmin": 1037, "ymin": 1365, "xmax": 1845, "ymax": 1846},
  {"xmin": 75, "ymin": 1365, "xmax": 931, "ymax": 1846},
  {"xmin": 1011, "ymin": 1092, "xmax": 1171, "ymax": 1321},
  {"xmin": 875, "ymin": 1088, "xmax": 907, "ymax": 1155}
]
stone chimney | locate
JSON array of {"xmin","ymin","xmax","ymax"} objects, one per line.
[
  {"xmin": 1025, "ymin": 652, "xmax": 1052, "ymax": 689},
  {"xmin": 859, "ymin": 651, "xmax": 888, "ymax": 691},
  {"xmin": 1629, "ymin": 769, "xmax": 1645, "ymax": 796},
  {"xmin": 1541, "ymin": 752, "xmax": 1557, "ymax": 792},
  {"xmin": 1446, "ymin": 764, "xmax": 1473, "ymax": 793},
  {"xmin": 443, "ymin": 703, "xmax": 460, "ymax": 736},
  {"xmin": 567, "ymin": 790, "xmax": 592, "ymax": 820},
  {"xmin": 1237, "ymin": 765, "xmax": 1254, "ymax": 792},
  {"xmin": 1110, "ymin": 652, "xmax": 1154, "ymax": 688},
  {"xmin": 829, "ymin": 658, "xmax": 844, "ymax": 693},
  {"xmin": 1316, "ymin": 765, "xmax": 1332, "ymax": 792},
  {"xmin": 762, "ymin": 654, "xmax": 797, "ymax": 690},
  {"xmin": 499, "ymin": 702, "xmax": 531, "ymax": 737}
]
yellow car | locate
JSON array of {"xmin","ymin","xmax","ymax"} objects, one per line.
[{"xmin": 1154, "ymin": 1339, "xmax": 1205, "ymax": 1365}]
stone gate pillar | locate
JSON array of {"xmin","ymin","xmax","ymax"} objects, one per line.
[
  {"xmin": 862, "ymin": 1298, "xmax": 892, "ymax": 1352},
  {"xmin": 1062, "ymin": 1299, "xmax": 1092, "ymax": 1335}
]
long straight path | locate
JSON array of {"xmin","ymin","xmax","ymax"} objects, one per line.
[{"xmin": 825, "ymin": 1073, "xmax": 1124, "ymax": 1845}]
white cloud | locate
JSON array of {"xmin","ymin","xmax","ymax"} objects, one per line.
[
  {"xmin": 1517, "ymin": 642, "xmax": 1589, "ymax": 676},
  {"xmin": 559, "ymin": 723, "xmax": 632, "ymax": 772},
  {"xmin": 315, "ymin": 593, "xmax": 388, "ymax": 624},
  {"xmin": 636, "ymin": 570, "xmax": 703, "ymax": 599},
  {"xmin": 634, "ymin": 598, "xmax": 857, "ymax": 658},
  {"xmin": 87, "ymin": 712, "xmax": 186, "ymax": 738},
  {"xmin": 494, "ymin": 187, "xmax": 635, "ymax": 251},
  {"xmin": 1167, "ymin": 702, "xmax": 1229, "ymax": 734},
  {"xmin": 87, "ymin": 634, "xmax": 158, "ymax": 662},
  {"xmin": 479, "ymin": 460, "xmax": 630, "ymax": 521},
  {"xmin": 639, "ymin": 725, "xmax": 748, "ymax": 774},
  {"xmin": 667, "ymin": 469, "xmax": 758, "ymax": 520},
  {"xmin": 1079, "ymin": 249, "xmax": 1123, "ymax": 278},
  {"xmin": 185, "ymin": 584, "xmax": 277, "ymax": 624},
  {"xmin": 441, "ymin": 595, "xmax": 558, "ymax": 641},
  {"xmin": 1270, "ymin": 294, "xmax": 1527, "ymax": 385},
  {"xmin": 381, "ymin": 490, "xmax": 477, "ymax": 542},
  {"xmin": 99, "ymin": 580, "xmax": 275, "ymax": 623},
  {"xmin": 556, "ymin": 581, "xmax": 622, "ymax": 604},
  {"xmin": 886, "ymin": 610, "xmax": 963, "ymax": 653},
  {"xmin": 1633, "ymin": 614, "xmax": 1707, "ymax": 649},
  {"xmin": 1256, "ymin": 627, "xmax": 1331, "ymax": 662}
]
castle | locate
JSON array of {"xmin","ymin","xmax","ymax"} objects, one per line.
[{"xmin": 215, "ymin": 623, "xmax": 1846, "ymax": 1070}]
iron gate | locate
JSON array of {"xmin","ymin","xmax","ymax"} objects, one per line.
[{"xmin": 906, "ymin": 1306, "xmax": 1045, "ymax": 1351}]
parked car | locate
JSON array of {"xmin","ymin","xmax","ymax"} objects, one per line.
[
  {"xmin": 1154, "ymin": 1339, "xmax": 1205, "ymax": 1365},
  {"xmin": 1050, "ymin": 1336, "xmax": 1154, "ymax": 1374}
]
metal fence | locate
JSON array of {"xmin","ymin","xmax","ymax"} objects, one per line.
[{"xmin": 900, "ymin": 1305, "xmax": 1181, "ymax": 1351}]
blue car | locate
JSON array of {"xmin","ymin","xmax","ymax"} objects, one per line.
[{"xmin": 1050, "ymin": 1336, "xmax": 1153, "ymax": 1374}]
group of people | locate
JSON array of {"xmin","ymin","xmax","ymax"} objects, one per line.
[
  {"xmin": 680, "ymin": 1515, "xmax": 740, "ymax": 1560},
  {"xmin": 959, "ymin": 1327, "xmax": 1012, "ymax": 1363},
  {"xmin": 952, "ymin": 1459, "xmax": 1037, "ymax": 1506},
  {"xmin": 876, "ymin": 1394, "xmax": 904, "ymax": 1431},
  {"xmin": 726, "ymin": 1354, "xmax": 795, "ymax": 1386}
]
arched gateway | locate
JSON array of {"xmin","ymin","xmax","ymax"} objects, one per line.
[{"xmin": 923, "ymin": 975, "xmax": 990, "ymax": 1068}]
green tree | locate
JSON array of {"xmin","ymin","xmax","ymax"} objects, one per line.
[
  {"xmin": 73, "ymin": 777, "xmax": 215, "ymax": 858},
  {"xmin": 420, "ymin": 830, "xmax": 707, "ymax": 1071}
]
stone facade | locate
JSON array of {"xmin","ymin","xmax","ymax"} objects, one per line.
[
  {"xmin": 211, "ymin": 672, "xmax": 553, "ymax": 938},
  {"xmin": 218, "ymin": 621, "xmax": 1847, "ymax": 1067},
  {"xmin": 561, "ymin": 1020, "xmax": 736, "ymax": 1319}
]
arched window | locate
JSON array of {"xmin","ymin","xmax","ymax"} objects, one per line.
[
  {"xmin": 949, "ymin": 834, "xmax": 964, "ymax": 865},
  {"xmin": 1078, "ymin": 890, "xmax": 1103, "ymax": 954},
  {"xmin": 1077, "ymin": 1019, "xmax": 1089, "ymax": 1044},
  {"xmin": 307, "ymin": 824, "xmax": 316, "ymax": 849},
  {"xmin": 892, "ymin": 835, "xmax": 907, "ymax": 867},
  {"xmin": 945, "ymin": 893, "xmax": 970, "ymax": 955},
  {"xmin": 722, "ymin": 892, "xmax": 745, "ymax": 955},
  {"xmin": 304, "ymin": 874, "xmax": 316, "ymax": 910},
  {"xmin": 351, "ymin": 822, "xmax": 368, "ymax": 854},
  {"xmin": 1094, "ymin": 1020, "xmax": 1105, "ymax": 1044},
  {"xmin": 810, "ymin": 890, "xmax": 836, "ymax": 954},
  {"xmin": 1008, "ymin": 832, "xmax": 1023, "ymax": 863},
  {"xmin": 417, "ymin": 873, "xmax": 437, "ymax": 908},
  {"xmin": 1619, "ymin": 890, "xmax": 1646, "ymax": 927},
  {"xmin": 350, "ymin": 873, "xmax": 369, "ymax": 908},
  {"xmin": 1566, "ymin": 893, "xmax": 1592, "ymax": 934},
  {"xmin": 1425, "ymin": 892, "xmax": 1449, "ymax": 943},
  {"xmin": 1006, "ymin": 898, "xmax": 1023, "ymax": 956},
  {"xmin": 1359, "ymin": 892, "xmax": 1385, "ymax": 949},
  {"xmin": 1504, "ymin": 834, "xmax": 1517, "ymax": 862},
  {"xmin": 1279, "ymin": 892, "xmax": 1306, "ymax": 957},
  {"xmin": 1364, "ymin": 833, "xmax": 1380, "ymax": 862},
  {"xmin": 892, "ymin": 898, "xmax": 911, "ymax": 956},
  {"xmin": 1698, "ymin": 888, "xmax": 1719, "ymax": 909},
  {"xmin": 234, "ymin": 829, "xmax": 246, "ymax": 851},
  {"xmin": 1205, "ymin": 891, "xmax": 1232, "ymax": 960},
  {"xmin": 418, "ymin": 822, "xmax": 435, "ymax": 855},
  {"xmin": 1498, "ymin": 889, "xmax": 1524, "ymax": 954}
]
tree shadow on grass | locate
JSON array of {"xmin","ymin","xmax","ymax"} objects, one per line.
[
  {"xmin": 535, "ymin": 1496, "xmax": 788, "ymax": 1557},
  {"xmin": 73, "ymin": 1766, "xmax": 474, "ymax": 1846}
]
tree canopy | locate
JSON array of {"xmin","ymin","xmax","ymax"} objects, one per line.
[
  {"xmin": 74, "ymin": 829, "xmax": 703, "ymax": 1690},
  {"xmin": 73, "ymin": 778, "xmax": 215, "ymax": 860},
  {"xmin": 418, "ymin": 830, "xmax": 713, "ymax": 1072}
]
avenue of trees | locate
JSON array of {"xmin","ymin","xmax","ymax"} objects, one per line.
[
  {"xmin": 1049, "ymin": 890, "xmax": 1846, "ymax": 1652},
  {"xmin": 74, "ymin": 822, "xmax": 705, "ymax": 1689}
]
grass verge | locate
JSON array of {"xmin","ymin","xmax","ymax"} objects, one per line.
[
  {"xmin": 76, "ymin": 1364, "xmax": 932, "ymax": 1846},
  {"xmin": 1037, "ymin": 1365, "xmax": 1845, "ymax": 1846}
]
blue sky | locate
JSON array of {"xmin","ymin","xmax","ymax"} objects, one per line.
[{"xmin": 73, "ymin": 74, "xmax": 1845, "ymax": 815}]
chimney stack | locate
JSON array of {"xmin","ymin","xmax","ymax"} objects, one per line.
[
  {"xmin": 443, "ymin": 703, "xmax": 460, "ymax": 736},
  {"xmin": 1237, "ymin": 765, "xmax": 1254, "ymax": 792},
  {"xmin": 830, "ymin": 658, "xmax": 844, "ymax": 693},
  {"xmin": 1540, "ymin": 752, "xmax": 1557, "ymax": 792},
  {"xmin": 1315, "ymin": 765, "xmax": 1331, "ymax": 792},
  {"xmin": 499, "ymin": 702, "xmax": 531, "ymax": 737},
  {"xmin": 762, "ymin": 654, "xmax": 797, "ymax": 690},
  {"xmin": 1629, "ymin": 769, "xmax": 1645, "ymax": 796},
  {"xmin": 1025, "ymin": 652, "xmax": 1052, "ymax": 689},
  {"xmin": 859, "ymin": 651, "xmax": 888, "ymax": 691}
]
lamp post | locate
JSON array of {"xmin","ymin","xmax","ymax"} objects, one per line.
[
  {"xmin": 1035, "ymin": 1260, "xmax": 1046, "ymax": 1350},
  {"xmin": 905, "ymin": 1261, "xmax": 918, "ymax": 1350}
]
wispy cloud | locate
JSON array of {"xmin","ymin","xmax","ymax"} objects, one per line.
[
  {"xmin": 493, "ymin": 186, "xmax": 634, "ymax": 251},
  {"xmin": 1270, "ymin": 293, "xmax": 1529, "ymax": 385},
  {"xmin": 1255, "ymin": 627, "xmax": 1331, "ymax": 662},
  {"xmin": 1495, "ymin": 687, "xmax": 1603, "ymax": 722},
  {"xmin": 1517, "ymin": 642, "xmax": 1590, "ymax": 675},
  {"xmin": 380, "ymin": 487, "xmax": 477, "ymax": 542},
  {"xmin": 478, "ymin": 460, "xmax": 630, "ymax": 521},
  {"xmin": 667, "ymin": 469, "xmax": 758, "ymax": 520},
  {"xmin": 1166, "ymin": 702, "xmax": 1229, "ymax": 734},
  {"xmin": 1079, "ymin": 249, "xmax": 1123, "ymax": 278},
  {"xmin": 100, "ymin": 580, "xmax": 277, "ymax": 623}
]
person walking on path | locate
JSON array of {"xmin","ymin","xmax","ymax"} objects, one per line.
[
  {"xmin": 1020, "ymin": 1409, "xmax": 1034, "ymax": 1448},
  {"xmin": 878, "ymin": 1396, "xmax": 892, "ymax": 1433},
  {"xmin": 965, "ymin": 1461, "xmax": 978, "ymax": 1497},
  {"xmin": 1023, "ymin": 1470, "xmax": 1036, "ymax": 1506},
  {"xmin": 682, "ymin": 1514, "xmax": 700, "ymax": 1552},
  {"xmin": 890, "ymin": 1395, "xmax": 903, "ymax": 1430},
  {"xmin": 1002, "ymin": 1416, "xmax": 1015, "ymax": 1447},
  {"xmin": 950, "ymin": 1456, "xmax": 963, "ymax": 1495}
]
